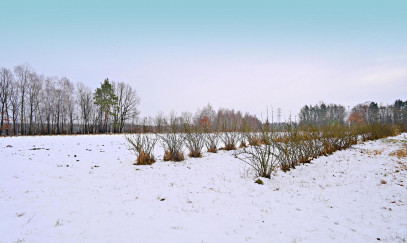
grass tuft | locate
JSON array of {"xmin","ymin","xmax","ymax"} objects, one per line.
[{"xmin": 255, "ymin": 178, "xmax": 264, "ymax": 185}]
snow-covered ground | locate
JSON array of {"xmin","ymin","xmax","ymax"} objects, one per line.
[{"xmin": 0, "ymin": 134, "xmax": 406, "ymax": 243}]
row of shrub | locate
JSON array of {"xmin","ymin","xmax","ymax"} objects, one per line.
[
  {"xmin": 125, "ymin": 130, "xmax": 240, "ymax": 165},
  {"xmin": 125, "ymin": 123, "xmax": 402, "ymax": 178},
  {"xmin": 237, "ymin": 123, "xmax": 402, "ymax": 178}
]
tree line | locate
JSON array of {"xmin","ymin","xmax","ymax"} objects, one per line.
[
  {"xmin": 298, "ymin": 100, "xmax": 407, "ymax": 127},
  {"xmin": 138, "ymin": 104, "xmax": 262, "ymax": 134},
  {"xmin": 0, "ymin": 64, "xmax": 140, "ymax": 135},
  {"xmin": 0, "ymin": 64, "xmax": 262, "ymax": 136},
  {"xmin": 1, "ymin": 63, "xmax": 406, "ymax": 136}
]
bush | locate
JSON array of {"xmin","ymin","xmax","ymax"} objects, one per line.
[
  {"xmin": 274, "ymin": 124, "xmax": 302, "ymax": 171},
  {"xmin": 235, "ymin": 124, "xmax": 278, "ymax": 178},
  {"xmin": 159, "ymin": 132, "xmax": 185, "ymax": 162},
  {"xmin": 247, "ymin": 133, "xmax": 262, "ymax": 146},
  {"xmin": 238, "ymin": 132, "xmax": 248, "ymax": 148},
  {"xmin": 239, "ymin": 140, "xmax": 248, "ymax": 148},
  {"xmin": 183, "ymin": 126, "xmax": 205, "ymax": 158},
  {"xmin": 235, "ymin": 142, "xmax": 279, "ymax": 178},
  {"xmin": 204, "ymin": 132, "xmax": 220, "ymax": 153},
  {"xmin": 355, "ymin": 124, "xmax": 399, "ymax": 142},
  {"xmin": 125, "ymin": 133, "xmax": 158, "ymax": 165},
  {"xmin": 163, "ymin": 150, "xmax": 185, "ymax": 161},
  {"xmin": 158, "ymin": 114, "xmax": 185, "ymax": 162},
  {"xmin": 220, "ymin": 132, "xmax": 239, "ymax": 150},
  {"xmin": 136, "ymin": 151, "xmax": 155, "ymax": 165}
]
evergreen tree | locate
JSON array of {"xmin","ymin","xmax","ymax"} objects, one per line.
[{"xmin": 94, "ymin": 78, "xmax": 117, "ymax": 133}]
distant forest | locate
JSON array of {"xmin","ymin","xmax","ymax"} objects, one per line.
[{"xmin": 1, "ymin": 64, "xmax": 406, "ymax": 135}]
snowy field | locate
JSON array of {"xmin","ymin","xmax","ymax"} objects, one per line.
[{"xmin": 0, "ymin": 134, "xmax": 406, "ymax": 243}]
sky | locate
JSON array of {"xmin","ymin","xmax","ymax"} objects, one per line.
[{"xmin": 1, "ymin": 0, "xmax": 406, "ymax": 120}]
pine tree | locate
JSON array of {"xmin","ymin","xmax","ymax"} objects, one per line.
[{"xmin": 94, "ymin": 78, "xmax": 117, "ymax": 133}]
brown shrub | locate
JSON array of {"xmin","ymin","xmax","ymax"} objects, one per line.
[
  {"xmin": 163, "ymin": 150, "xmax": 185, "ymax": 162},
  {"xmin": 135, "ymin": 151, "xmax": 156, "ymax": 165},
  {"xmin": 274, "ymin": 136, "xmax": 289, "ymax": 143},
  {"xmin": 239, "ymin": 141, "xmax": 248, "ymax": 148},
  {"xmin": 188, "ymin": 149, "xmax": 202, "ymax": 158},
  {"xmin": 280, "ymin": 163, "xmax": 291, "ymax": 172},
  {"xmin": 207, "ymin": 147, "xmax": 218, "ymax": 153},
  {"xmin": 299, "ymin": 156, "xmax": 312, "ymax": 164},
  {"xmin": 248, "ymin": 137, "xmax": 262, "ymax": 146},
  {"xmin": 260, "ymin": 136, "xmax": 272, "ymax": 145},
  {"xmin": 221, "ymin": 143, "xmax": 237, "ymax": 151}
]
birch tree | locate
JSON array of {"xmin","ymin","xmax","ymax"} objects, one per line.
[
  {"xmin": 14, "ymin": 64, "xmax": 32, "ymax": 135},
  {"xmin": 0, "ymin": 67, "xmax": 13, "ymax": 135},
  {"xmin": 27, "ymin": 72, "xmax": 42, "ymax": 134}
]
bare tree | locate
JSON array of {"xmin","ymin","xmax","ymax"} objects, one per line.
[
  {"xmin": 9, "ymin": 80, "xmax": 20, "ymax": 135},
  {"xmin": 0, "ymin": 67, "xmax": 13, "ymax": 135},
  {"xmin": 53, "ymin": 79, "xmax": 65, "ymax": 134},
  {"xmin": 112, "ymin": 81, "xmax": 140, "ymax": 133},
  {"xmin": 14, "ymin": 64, "xmax": 32, "ymax": 135},
  {"xmin": 154, "ymin": 111, "xmax": 165, "ymax": 133},
  {"xmin": 41, "ymin": 77, "xmax": 57, "ymax": 134},
  {"xmin": 27, "ymin": 71, "xmax": 42, "ymax": 134},
  {"xmin": 77, "ymin": 82, "xmax": 93, "ymax": 134},
  {"xmin": 60, "ymin": 77, "xmax": 75, "ymax": 134},
  {"xmin": 194, "ymin": 103, "xmax": 216, "ymax": 127}
]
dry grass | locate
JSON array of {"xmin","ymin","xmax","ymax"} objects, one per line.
[
  {"xmin": 163, "ymin": 150, "xmax": 185, "ymax": 162},
  {"xmin": 134, "ymin": 151, "xmax": 156, "ymax": 165},
  {"xmin": 248, "ymin": 137, "xmax": 262, "ymax": 146},
  {"xmin": 372, "ymin": 150, "xmax": 383, "ymax": 155},
  {"xmin": 362, "ymin": 149, "xmax": 383, "ymax": 156},
  {"xmin": 188, "ymin": 149, "xmax": 202, "ymax": 158},
  {"xmin": 254, "ymin": 178, "xmax": 264, "ymax": 185},
  {"xmin": 389, "ymin": 145, "xmax": 407, "ymax": 159},
  {"xmin": 280, "ymin": 163, "xmax": 291, "ymax": 172},
  {"xmin": 380, "ymin": 179, "xmax": 387, "ymax": 184},
  {"xmin": 239, "ymin": 141, "xmax": 248, "ymax": 148},
  {"xmin": 220, "ymin": 144, "xmax": 237, "ymax": 151},
  {"xmin": 207, "ymin": 147, "xmax": 218, "ymax": 153}
]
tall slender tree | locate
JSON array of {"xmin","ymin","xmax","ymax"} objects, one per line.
[
  {"xmin": 94, "ymin": 78, "xmax": 117, "ymax": 133},
  {"xmin": 14, "ymin": 64, "xmax": 32, "ymax": 135},
  {"xmin": 0, "ymin": 68, "xmax": 13, "ymax": 135},
  {"xmin": 27, "ymin": 71, "xmax": 42, "ymax": 134}
]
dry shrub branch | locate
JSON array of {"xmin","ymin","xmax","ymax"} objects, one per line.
[{"xmin": 125, "ymin": 133, "xmax": 158, "ymax": 165}]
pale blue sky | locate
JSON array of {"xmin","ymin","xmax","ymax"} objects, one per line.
[{"xmin": 1, "ymin": 0, "xmax": 406, "ymax": 119}]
